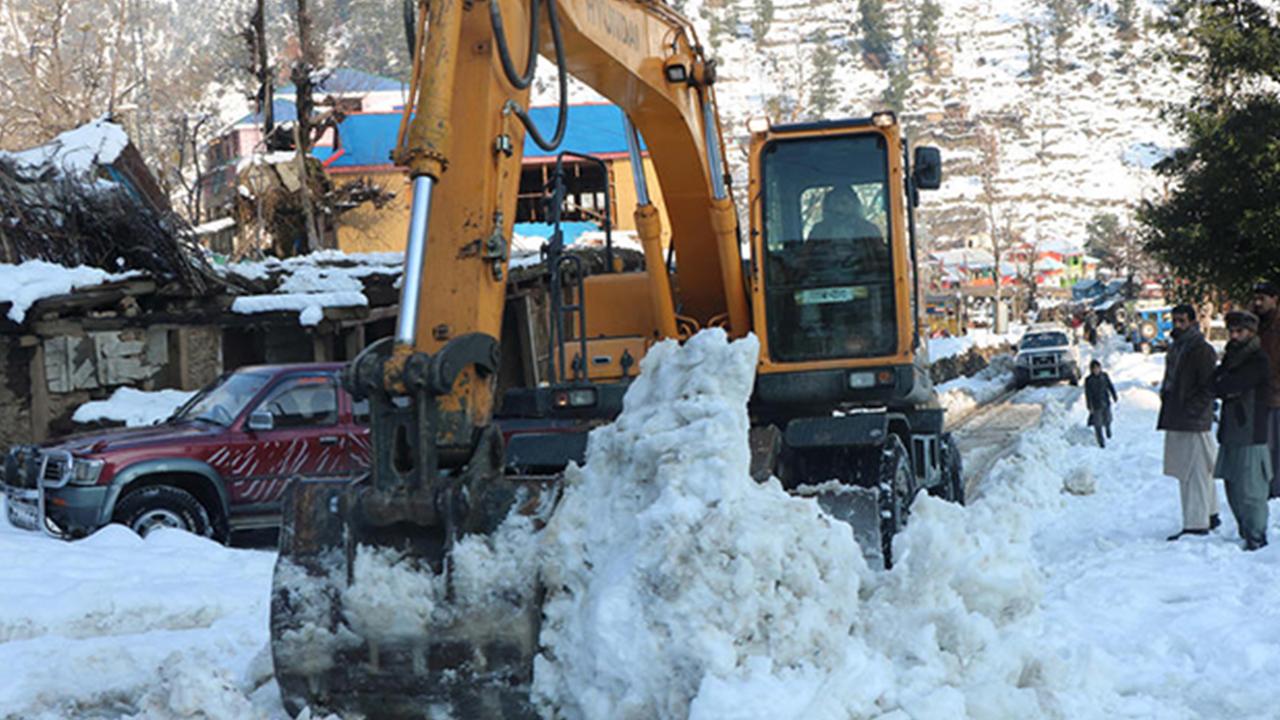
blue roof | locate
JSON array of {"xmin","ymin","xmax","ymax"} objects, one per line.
[
  {"xmin": 234, "ymin": 99, "xmax": 298, "ymax": 128},
  {"xmin": 278, "ymin": 68, "xmax": 407, "ymax": 95},
  {"xmin": 310, "ymin": 104, "xmax": 642, "ymax": 169},
  {"xmin": 513, "ymin": 221, "xmax": 600, "ymax": 244},
  {"xmin": 521, "ymin": 104, "xmax": 636, "ymax": 157},
  {"xmin": 313, "ymin": 114, "xmax": 403, "ymax": 167}
]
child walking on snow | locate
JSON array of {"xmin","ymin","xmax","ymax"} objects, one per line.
[{"xmin": 1086, "ymin": 359, "xmax": 1118, "ymax": 447}]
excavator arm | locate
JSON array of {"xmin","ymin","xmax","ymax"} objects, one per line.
[{"xmin": 270, "ymin": 0, "xmax": 748, "ymax": 716}]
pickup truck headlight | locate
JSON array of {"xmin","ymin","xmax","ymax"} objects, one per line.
[{"xmin": 69, "ymin": 458, "xmax": 105, "ymax": 486}]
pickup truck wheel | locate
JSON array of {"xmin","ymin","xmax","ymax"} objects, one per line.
[{"xmin": 113, "ymin": 485, "xmax": 212, "ymax": 538}]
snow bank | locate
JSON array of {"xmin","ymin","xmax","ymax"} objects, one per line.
[
  {"xmin": 2, "ymin": 118, "xmax": 128, "ymax": 176},
  {"xmin": 534, "ymin": 330, "xmax": 1117, "ymax": 719},
  {"xmin": 938, "ymin": 354, "xmax": 1015, "ymax": 416},
  {"xmin": 0, "ymin": 260, "xmax": 135, "ymax": 323},
  {"xmin": 72, "ymin": 387, "xmax": 196, "ymax": 427},
  {"xmin": 0, "ymin": 522, "xmax": 280, "ymax": 719}
]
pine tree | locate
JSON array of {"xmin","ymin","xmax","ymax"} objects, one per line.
[
  {"xmin": 1139, "ymin": 0, "xmax": 1280, "ymax": 299},
  {"xmin": 1023, "ymin": 23, "xmax": 1045, "ymax": 78},
  {"xmin": 1115, "ymin": 0, "xmax": 1137, "ymax": 37},
  {"xmin": 810, "ymin": 35, "xmax": 838, "ymax": 117},
  {"xmin": 1044, "ymin": 0, "xmax": 1083, "ymax": 70},
  {"xmin": 858, "ymin": 0, "xmax": 893, "ymax": 68},
  {"xmin": 918, "ymin": 0, "xmax": 943, "ymax": 77},
  {"xmin": 752, "ymin": 0, "xmax": 775, "ymax": 44}
]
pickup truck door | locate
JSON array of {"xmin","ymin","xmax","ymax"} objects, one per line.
[{"xmin": 224, "ymin": 373, "xmax": 350, "ymax": 506}]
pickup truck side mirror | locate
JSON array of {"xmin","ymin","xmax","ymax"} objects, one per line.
[
  {"xmin": 913, "ymin": 146, "xmax": 942, "ymax": 190},
  {"xmin": 248, "ymin": 410, "xmax": 274, "ymax": 432}
]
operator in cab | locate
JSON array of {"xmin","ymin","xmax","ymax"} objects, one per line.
[{"xmin": 806, "ymin": 186, "xmax": 889, "ymax": 273}]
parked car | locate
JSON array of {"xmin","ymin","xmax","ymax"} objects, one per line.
[
  {"xmin": 1128, "ymin": 306, "xmax": 1173, "ymax": 354},
  {"xmin": 1014, "ymin": 325, "xmax": 1081, "ymax": 388},
  {"xmin": 2, "ymin": 363, "xmax": 372, "ymax": 540}
]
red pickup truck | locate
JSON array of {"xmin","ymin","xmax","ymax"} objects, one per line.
[{"xmin": 2, "ymin": 363, "xmax": 372, "ymax": 540}]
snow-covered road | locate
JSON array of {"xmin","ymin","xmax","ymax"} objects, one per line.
[{"xmin": 1, "ymin": 338, "xmax": 1278, "ymax": 719}]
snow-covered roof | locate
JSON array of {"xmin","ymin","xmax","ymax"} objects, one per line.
[
  {"xmin": 0, "ymin": 261, "xmax": 137, "ymax": 324},
  {"xmin": 0, "ymin": 118, "xmax": 128, "ymax": 178},
  {"xmin": 222, "ymin": 250, "xmax": 402, "ymax": 326}
]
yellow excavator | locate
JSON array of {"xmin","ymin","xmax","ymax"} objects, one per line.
[{"xmin": 269, "ymin": 0, "xmax": 960, "ymax": 715}]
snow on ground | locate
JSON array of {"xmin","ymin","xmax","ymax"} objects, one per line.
[
  {"xmin": 0, "ymin": 518, "xmax": 283, "ymax": 719},
  {"xmin": 72, "ymin": 388, "xmax": 197, "ymax": 428},
  {"xmin": 0, "ymin": 260, "xmax": 137, "ymax": 323},
  {"xmin": 3, "ymin": 330, "xmax": 1279, "ymax": 719}
]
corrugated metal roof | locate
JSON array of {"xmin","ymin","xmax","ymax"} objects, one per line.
[
  {"xmin": 278, "ymin": 68, "xmax": 407, "ymax": 95},
  {"xmin": 234, "ymin": 99, "xmax": 299, "ymax": 128},
  {"xmin": 311, "ymin": 104, "xmax": 641, "ymax": 169}
]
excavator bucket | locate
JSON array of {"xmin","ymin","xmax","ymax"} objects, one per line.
[
  {"xmin": 269, "ymin": 337, "xmax": 555, "ymax": 719},
  {"xmin": 794, "ymin": 482, "xmax": 887, "ymax": 568}
]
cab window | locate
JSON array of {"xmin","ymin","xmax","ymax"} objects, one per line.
[
  {"xmin": 760, "ymin": 132, "xmax": 898, "ymax": 362},
  {"xmin": 255, "ymin": 375, "xmax": 338, "ymax": 428}
]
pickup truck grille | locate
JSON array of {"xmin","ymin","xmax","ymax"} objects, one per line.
[
  {"xmin": 42, "ymin": 455, "xmax": 69, "ymax": 486},
  {"xmin": 1031, "ymin": 354, "xmax": 1058, "ymax": 366},
  {"xmin": 2, "ymin": 448, "xmax": 70, "ymax": 489}
]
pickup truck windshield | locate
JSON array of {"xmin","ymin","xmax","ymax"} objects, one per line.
[
  {"xmin": 1020, "ymin": 332, "xmax": 1069, "ymax": 349},
  {"xmin": 173, "ymin": 371, "xmax": 272, "ymax": 426}
]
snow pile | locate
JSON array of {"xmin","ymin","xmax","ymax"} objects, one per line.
[
  {"xmin": 928, "ymin": 326, "xmax": 1021, "ymax": 362},
  {"xmin": 0, "ymin": 523, "xmax": 281, "ymax": 719},
  {"xmin": 1, "ymin": 117, "xmax": 128, "ymax": 177},
  {"xmin": 534, "ymin": 330, "xmax": 1117, "ymax": 718},
  {"xmin": 534, "ymin": 331, "xmax": 869, "ymax": 717},
  {"xmin": 0, "ymin": 260, "xmax": 135, "ymax": 323},
  {"xmin": 938, "ymin": 353, "xmax": 1015, "ymax": 416},
  {"xmin": 72, "ymin": 387, "xmax": 197, "ymax": 427}
]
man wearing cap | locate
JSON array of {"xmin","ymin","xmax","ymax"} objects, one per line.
[
  {"xmin": 1158, "ymin": 304, "xmax": 1221, "ymax": 540},
  {"xmin": 1250, "ymin": 281, "xmax": 1280, "ymax": 498},
  {"xmin": 1213, "ymin": 310, "xmax": 1273, "ymax": 550}
]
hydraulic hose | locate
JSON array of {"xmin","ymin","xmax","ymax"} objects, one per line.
[
  {"xmin": 490, "ymin": 0, "xmax": 542, "ymax": 90},
  {"xmin": 403, "ymin": 0, "xmax": 416, "ymax": 59},
  {"xmin": 493, "ymin": 0, "xmax": 569, "ymax": 151}
]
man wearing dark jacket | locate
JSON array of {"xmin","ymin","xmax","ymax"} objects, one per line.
[
  {"xmin": 1249, "ymin": 282, "xmax": 1280, "ymax": 498},
  {"xmin": 1214, "ymin": 311, "xmax": 1273, "ymax": 550},
  {"xmin": 1159, "ymin": 304, "xmax": 1221, "ymax": 540},
  {"xmin": 1085, "ymin": 360, "xmax": 1118, "ymax": 447}
]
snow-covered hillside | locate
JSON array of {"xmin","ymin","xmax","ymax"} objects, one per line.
[
  {"xmin": 534, "ymin": 0, "xmax": 1189, "ymax": 254},
  {"xmin": 699, "ymin": 0, "xmax": 1190, "ymax": 249}
]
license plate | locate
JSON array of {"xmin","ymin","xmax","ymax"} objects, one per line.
[
  {"xmin": 795, "ymin": 286, "xmax": 867, "ymax": 305},
  {"xmin": 1034, "ymin": 369, "xmax": 1056, "ymax": 378}
]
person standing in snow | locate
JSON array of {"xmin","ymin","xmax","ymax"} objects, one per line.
[
  {"xmin": 1085, "ymin": 360, "xmax": 1118, "ymax": 447},
  {"xmin": 1249, "ymin": 281, "xmax": 1280, "ymax": 499},
  {"xmin": 1158, "ymin": 304, "xmax": 1221, "ymax": 541},
  {"xmin": 1213, "ymin": 311, "xmax": 1273, "ymax": 551}
]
